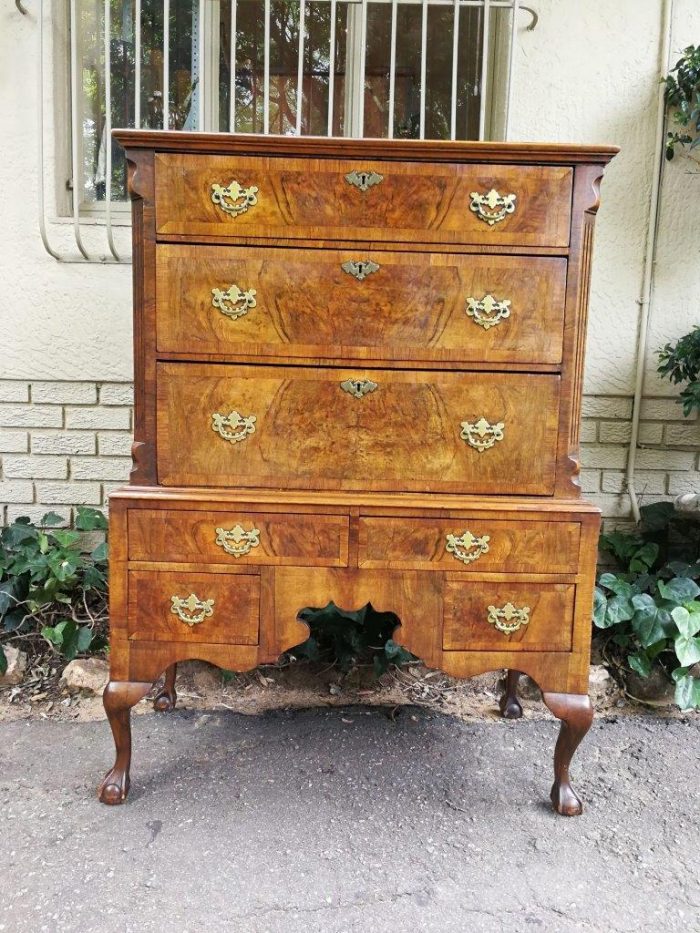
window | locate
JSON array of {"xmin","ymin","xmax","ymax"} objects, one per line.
[{"xmin": 67, "ymin": 0, "xmax": 515, "ymax": 213}]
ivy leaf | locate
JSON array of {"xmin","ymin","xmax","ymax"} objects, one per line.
[
  {"xmin": 674, "ymin": 674, "xmax": 700, "ymax": 710},
  {"xmin": 671, "ymin": 605, "xmax": 700, "ymax": 638},
  {"xmin": 628, "ymin": 651, "xmax": 652, "ymax": 678},
  {"xmin": 75, "ymin": 507, "xmax": 108, "ymax": 531},
  {"xmin": 598, "ymin": 573, "xmax": 634, "ymax": 598},
  {"xmin": 52, "ymin": 530, "xmax": 81, "ymax": 549},
  {"xmin": 629, "ymin": 542, "xmax": 659, "ymax": 573},
  {"xmin": 39, "ymin": 512, "xmax": 66, "ymax": 527},
  {"xmin": 675, "ymin": 634, "xmax": 700, "ymax": 667},
  {"xmin": 77, "ymin": 625, "xmax": 94, "ymax": 653},
  {"xmin": 658, "ymin": 577, "xmax": 700, "ymax": 604},
  {"xmin": 91, "ymin": 541, "xmax": 108, "ymax": 562},
  {"xmin": 605, "ymin": 594, "xmax": 634, "ymax": 626},
  {"xmin": 593, "ymin": 588, "xmax": 608, "ymax": 628},
  {"xmin": 631, "ymin": 599, "xmax": 670, "ymax": 648}
]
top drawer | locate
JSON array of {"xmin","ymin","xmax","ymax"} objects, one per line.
[{"xmin": 155, "ymin": 155, "xmax": 573, "ymax": 248}]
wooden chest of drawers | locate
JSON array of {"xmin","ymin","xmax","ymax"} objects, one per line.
[{"xmin": 99, "ymin": 131, "xmax": 617, "ymax": 816}]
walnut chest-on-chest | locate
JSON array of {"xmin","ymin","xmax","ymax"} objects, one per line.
[{"xmin": 99, "ymin": 131, "xmax": 617, "ymax": 814}]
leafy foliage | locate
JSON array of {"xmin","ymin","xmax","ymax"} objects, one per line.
[
  {"xmin": 0, "ymin": 509, "xmax": 109, "ymax": 672},
  {"xmin": 657, "ymin": 326, "xmax": 700, "ymax": 417},
  {"xmin": 664, "ymin": 45, "xmax": 700, "ymax": 160},
  {"xmin": 595, "ymin": 502, "xmax": 700, "ymax": 709},
  {"xmin": 294, "ymin": 602, "xmax": 414, "ymax": 675}
]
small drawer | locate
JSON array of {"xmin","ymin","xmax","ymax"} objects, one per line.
[
  {"xmin": 359, "ymin": 517, "xmax": 580, "ymax": 574},
  {"xmin": 443, "ymin": 581, "xmax": 574, "ymax": 652},
  {"xmin": 155, "ymin": 154, "xmax": 573, "ymax": 248},
  {"xmin": 156, "ymin": 244, "xmax": 567, "ymax": 366},
  {"xmin": 129, "ymin": 509, "xmax": 349, "ymax": 567},
  {"xmin": 128, "ymin": 570, "xmax": 260, "ymax": 645},
  {"xmin": 156, "ymin": 362, "xmax": 561, "ymax": 495}
]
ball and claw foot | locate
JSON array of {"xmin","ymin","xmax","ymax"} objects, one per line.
[
  {"xmin": 98, "ymin": 680, "xmax": 152, "ymax": 805},
  {"xmin": 153, "ymin": 664, "xmax": 177, "ymax": 712},
  {"xmin": 542, "ymin": 692, "xmax": 594, "ymax": 817},
  {"xmin": 499, "ymin": 669, "xmax": 523, "ymax": 719}
]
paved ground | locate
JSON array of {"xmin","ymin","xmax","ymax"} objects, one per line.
[{"xmin": 1, "ymin": 706, "xmax": 699, "ymax": 933}]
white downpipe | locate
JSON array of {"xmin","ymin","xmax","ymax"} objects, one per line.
[{"xmin": 625, "ymin": 0, "xmax": 673, "ymax": 523}]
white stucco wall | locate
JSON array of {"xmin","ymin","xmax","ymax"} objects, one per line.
[{"xmin": 0, "ymin": 0, "xmax": 699, "ymax": 523}]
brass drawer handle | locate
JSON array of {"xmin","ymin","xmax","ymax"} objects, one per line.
[
  {"xmin": 345, "ymin": 169, "xmax": 383, "ymax": 192},
  {"xmin": 215, "ymin": 524, "xmax": 260, "ymax": 558},
  {"xmin": 487, "ymin": 602, "xmax": 531, "ymax": 635},
  {"xmin": 211, "ymin": 285, "xmax": 257, "ymax": 320},
  {"xmin": 445, "ymin": 531, "xmax": 490, "ymax": 565},
  {"xmin": 460, "ymin": 417, "xmax": 505, "ymax": 452},
  {"xmin": 211, "ymin": 180, "xmax": 259, "ymax": 217},
  {"xmin": 469, "ymin": 188, "xmax": 517, "ymax": 226},
  {"xmin": 211, "ymin": 410, "xmax": 257, "ymax": 444},
  {"xmin": 466, "ymin": 294, "xmax": 511, "ymax": 330},
  {"xmin": 341, "ymin": 259, "xmax": 380, "ymax": 281},
  {"xmin": 170, "ymin": 593, "xmax": 215, "ymax": 627},
  {"xmin": 340, "ymin": 378, "xmax": 378, "ymax": 399}
]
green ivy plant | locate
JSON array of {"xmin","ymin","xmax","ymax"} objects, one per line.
[
  {"xmin": 0, "ymin": 508, "xmax": 109, "ymax": 674},
  {"xmin": 594, "ymin": 502, "xmax": 700, "ymax": 709},
  {"xmin": 664, "ymin": 44, "xmax": 700, "ymax": 160},
  {"xmin": 658, "ymin": 326, "xmax": 700, "ymax": 417},
  {"xmin": 294, "ymin": 601, "xmax": 415, "ymax": 676}
]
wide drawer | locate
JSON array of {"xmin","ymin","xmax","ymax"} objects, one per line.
[
  {"xmin": 129, "ymin": 509, "xmax": 349, "ymax": 566},
  {"xmin": 155, "ymin": 155, "xmax": 573, "ymax": 247},
  {"xmin": 128, "ymin": 570, "xmax": 260, "ymax": 645},
  {"xmin": 358, "ymin": 517, "xmax": 580, "ymax": 573},
  {"xmin": 156, "ymin": 245, "xmax": 567, "ymax": 365},
  {"xmin": 443, "ymin": 581, "xmax": 574, "ymax": 651},
  {"xmin": 156, "ymin": 363, "xmax": 561, "ymax": 494}
]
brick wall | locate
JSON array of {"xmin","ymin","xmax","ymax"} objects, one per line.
[{"xmin": 1, "ymin": 380, "xmax": 699, "ymax": 527}]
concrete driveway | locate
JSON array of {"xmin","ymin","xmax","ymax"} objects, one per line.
[{"xmin": 1, "ymin": 707, "xmax": 698, "ymax": 932}]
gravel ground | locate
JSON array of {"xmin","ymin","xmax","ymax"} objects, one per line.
[{"xmin": 1, "ymin": 706, "xmax": 699, "ymax": 933}]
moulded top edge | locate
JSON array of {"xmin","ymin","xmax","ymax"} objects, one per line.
[{"xmin": 112, "ymin": 129, "xmax": 619, "ymax": 165}]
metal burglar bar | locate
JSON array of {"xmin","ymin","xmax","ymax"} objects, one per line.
[{"xmin": 37, "ymin": 0, "xmax": 537, "ymax": 263}]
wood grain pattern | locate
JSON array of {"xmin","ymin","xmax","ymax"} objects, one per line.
[
  {"xmin": 358, "ymin": 517, "xmax": 580, "ymax": 573},
  {"xmin": 127, "ymin": 570, "xmax": 260, "ymax": 645},
  {"xmin": 155, "ymin": 154, "xmax": 573, "ymax": 247},
  {"xmin": 128, "ymin": 508, "xmax": 349, "ymax": 566},
  {"xmin": 442, "ymin": 581, "xmax": 575, "ymax": 652},
  {"xmin": 156, "ymin": 245, "xmax": 567, "ymax": 365},
  {"xmin": 156, "ymin": 362, "xmax": 561, "ymax": 494}
]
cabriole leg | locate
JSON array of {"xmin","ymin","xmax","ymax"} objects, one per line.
[
  {"xmin": 154, "ymin": 663, "xmax": 177, "ymax": 712},
  {"xmin": 542, "ymin": 692, "xmax": 594, "ymax": 817},
  {"xmin": 98, "ymin": 681, "xmax": 152, "ymax": 805},
  {"xmin": 499, "ymin": 669, "xmax": 523, "ymax": 719}
]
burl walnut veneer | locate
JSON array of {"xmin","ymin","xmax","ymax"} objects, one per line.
[{"xmin": 99, "ymin": 130, "xmax": 617, "ymax": 814}]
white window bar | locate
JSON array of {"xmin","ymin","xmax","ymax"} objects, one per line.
[
  {"xmin": 387, "ymin": 0, "xmax": 397, "ymax": 138},
  {"xmin": 39, "ymin": 0, "xmax": 536, "ymax": 262},
  {"xmin": 477, "ymin": 0, "xmax": 490, "ymax": 139},
  {"xmin": 104, "ymin": 0, "xmax": 121, "ymax": 260},
  {"xmin": 296, "ymin": 0, "xmax": 307, "ymax": 135},
  {"xmin": 326, "ymin": 0, "xmax": 337, "ymax": 135}
]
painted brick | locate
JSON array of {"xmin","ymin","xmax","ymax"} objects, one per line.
[
  {"xmin": 668, "ymin": 473, "xmax": 700, "ymax": 496},
  {"xmin": 102, "ymin": 483, "xmax": 124, "ymax": 502},
  {"xmin": 0, "ymin": 382, "xmax": 29, "ymax": 403},
  {"xmin": 3, "ymin": 455, "xmax": 69, "ymax": 480},
  {"xmin": 5, "ymin": 505, "xmax": 70, "ymax": 526},
  {"xmin": 638, "ymin": 422, "xmax": 664, "ymax": 444},
  {"xmin": 612, "ymin": 470, "xmax": 667, "ymax": 495},
  {"xmin": 65, "ymin": 407, "xmax": 131, "ymax": 430},
  {"xmin": 99, "ymin": 383, "xmax": 134, "ymax": 405},
  {"xmin": 664, "ymin": 423, "xmax": 700, "ymax": 447},
  {"xmin": 581, "ymin": 397, "xmax": 633, "ymax": 419},
  {"xmin": 0, "ymin": 405, "xmax": 63, "ymax": 428},
  {"xmin": 586, "ymin": 493, "xmax": 633, "ymax": 519},
  {"xmin": 580, "ymin": 420, "xmax": 598, "ymax": 442},
  {"xmin": 578, "ymin": 470, "xmax": 601, "ymax": 493},
  {"xmin": 0, "ymin": 480, "xmax": 34, "ymax": 503},
  {"xmin": 640, "ymin": 398, "xmax": 698, "ymax": 422},
  {"xmin": 634, "ymin": 448, "xmax": 696, "ymax": 471},
  {"xmin": 32, "ymin": 431, "xmax": 96, "ymax": 455},
  {"xmin": 71, "ymin": 456, "xmax": 131, "ymax": 481},
  {"xmin": 0, "ymin": 430, "xmax": 29, "ymax": 453},
  {"xmin": 31, "ymin": 382, "xmax": 97, "ymax": 404},
  {"xmin": 601, "ymin": 472, "xmax": 625, "ymax": 494},
  {"xmin": 34, "ymin": 482, "xmax": 101, "ymax": 505},
  {"xmin": 599, "ymin": 421, "xmax": 632, "ymax": 443},
  {"xmin": 97, "ymin": 431, "xmax": 133, "ymax": 457},
  {"xmin": 580, "ymin": 444, "xmax": 627, "ymax": 470}
]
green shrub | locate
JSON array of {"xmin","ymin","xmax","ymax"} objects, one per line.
[
  {"xmin": 594, "ymin": 502, "xmax": 700, "ymax": 709},
  {"xmin": 664, "ymin": 44, "xmax": 700, "ymax": 160},
  {"xmin": 0, "ymin": 508, "xmax": 109, "ymax": 674},
  {"xmin": 657, "ymin": 326, "xmax": 700, "ymax": 417}
]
